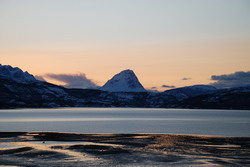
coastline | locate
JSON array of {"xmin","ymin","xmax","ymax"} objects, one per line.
[{"xmin": 0, "ymin": 132, "xmax": 249, "ymax": 166}]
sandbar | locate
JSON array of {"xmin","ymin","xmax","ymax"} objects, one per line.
[{"xmin": 0, "ymin": 132, "xmax": 249, "ymax": 166}]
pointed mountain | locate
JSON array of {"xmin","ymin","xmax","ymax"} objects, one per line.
[{"xmin": 101, "ymin": 69, "xmax": 146, "ymax": 92}]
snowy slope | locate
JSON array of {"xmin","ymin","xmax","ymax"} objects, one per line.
[
  {"xmin": 101, "ymin": 69, "xmax": 146, "ymax": 92},
  {"xmin": 0, "ymin": 64, "xmax": 80, "ymax": 108},
  {"xmin": 0, "ymin": 64, "xmax": 37, "ymax": 84},
  {"xmin": 164, "ymin": 85, "xmax": 217, "ymax": 99}
]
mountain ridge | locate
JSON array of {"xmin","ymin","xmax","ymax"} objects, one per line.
[
  {"xmin": 0, "ymin": 64, "xmax": 37, "ymax": 84},
  {"xmin": 164, "ymin": 85, "xmax": 217, "ymax": 100},
  {"xmin": 0, "ymin": 64, "xmax": 249, "ymax": 109}
]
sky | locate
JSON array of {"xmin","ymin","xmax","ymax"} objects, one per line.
[{"xmin": 0, "ymin": 0, "xmax": 250, "ymax": 91}]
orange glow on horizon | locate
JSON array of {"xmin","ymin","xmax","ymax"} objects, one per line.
[{"xmin": 1, "ymin": 40, "xmax": 249, "ymax": 91}]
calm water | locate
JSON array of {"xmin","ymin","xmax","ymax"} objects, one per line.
[{"xmin": 0, "ymin": 108, "xmax": 249, "ymax": 136}]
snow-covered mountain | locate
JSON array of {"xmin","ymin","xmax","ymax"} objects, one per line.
[
  {"xmin": 101, "ymin": 69, "xmax": 146, "ymax": 92},
  {"xmin": 164, "ymin": 85, "xmax": 217, "ymax": 100},
  {"xmin": 179, "ymin": 85, "xmax": 250, "ymax": 110},
  {"xmin": 1, "ymin": 64, "xmax": 249, "ymax": 109},
  {"xmin": 0, "ymin": 64, "xmax": 37, "ymax": 84},
  {"xmin": 0, "ymin": 64, "xmax": 79, "ymax": 108}
]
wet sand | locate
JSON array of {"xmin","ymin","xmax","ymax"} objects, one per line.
[{"xmin": 0, "ymin": 132, "xmax": 249, "ymax": 166}]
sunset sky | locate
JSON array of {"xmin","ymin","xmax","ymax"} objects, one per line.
[{"xmin": 0, "ymin": 0, "xmax": 249, "ymax": 91}]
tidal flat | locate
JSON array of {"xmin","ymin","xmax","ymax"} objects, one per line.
[{"xmin": 0, "ymin": 132, "xmax": 250, "ymax": 166}]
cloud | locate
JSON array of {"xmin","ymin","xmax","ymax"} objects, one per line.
[
  {"xmin": 44, "ymin": 73, "xmax": 98, "ymax": 89},
  {"xmin": 34, "ymin": 75, "xmax": 46, "ymax": 81},
  {"xmin": 161, "ymin": 85, "xmax": 176, "ymax": 88},
  {"xmin": 149, "ymin": 85, "xmax": 176, "ymax": 91},
  {"xmin": 182, "ymin": 77, "xmax": 191, "ymax": 81},
  {"xmin": 210, "ymin": 71, "xmax": 250, "ymax": 88}
]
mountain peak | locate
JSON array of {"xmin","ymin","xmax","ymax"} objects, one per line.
[
  {"xmin": 117, "ymin": 69, "xmax": 136, "ymax": 77},
  {"xmin": 101, "ymin": 69, "xmax": 146, "ymax": 92},
  {"xmin": 0, "ymin": 64, "xmax": 37, "ymax": 84},
  {"xmin": 121, "ymin": 69, "xmax": 133, "ymax": 72}
]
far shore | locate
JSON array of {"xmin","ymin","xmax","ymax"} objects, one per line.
[
  {"xmin": 1, "ymin": 106, "xmax": 250, "ymax": 110},
  {"xmin": 0, "ymin": 132, "xmax": 250, "ymax": 166}
]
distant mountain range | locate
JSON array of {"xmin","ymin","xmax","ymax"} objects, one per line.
[
  {"xmin": 0, "ymin": 64, "xmax": 250, "ymax": 109},
  {"xmin": 164, "ymin": 85, "xmax": 217, "ymax": 100}
]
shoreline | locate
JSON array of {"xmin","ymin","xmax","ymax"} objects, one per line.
[
  {"xmin": 1, "ymin": 107, "xmax": 250, "ymax": 110},
  {"xmin": 1, "ymin": 131, "xmax": 249, "ymax": 137},
  {"xmin": 1, "ymin": 132, "xmax": 250, "ymax": 166}
]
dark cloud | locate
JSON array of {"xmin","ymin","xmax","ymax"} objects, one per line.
[
  {"xmin": 211, "ymin": 71, "xmax": 250, "ymax": 88},
  {"xmin": 161, "ymin": 85, "xmax": 176, "ymax": 88},
  {"xmin": 182, "ymin": 77, "xmax": 191, "ymax": 81},
  {"xmin": 44, "ymin": 73, "xmax": 98, "ymax": 89},
  {"xmin": 151, "ymin": 86, "xmax": 157, "ymax": 89}
]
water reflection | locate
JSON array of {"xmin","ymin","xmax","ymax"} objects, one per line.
[{"xmin": 0, "ymin": 108, "xmax": 249, "ymax": 136}]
